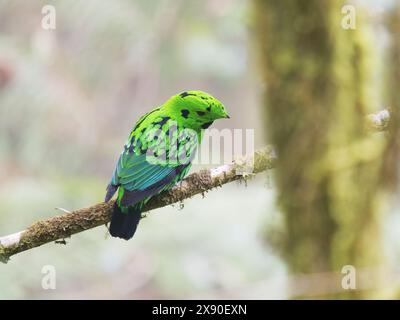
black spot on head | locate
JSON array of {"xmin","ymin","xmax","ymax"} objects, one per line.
[
  {"xmin": 206, "ymin": 106, "xmax": 211, "ymax": 112},
  {"xmin": 180, "ymin": 91, "xmax": 196, "ymax": 98},
  {"xmin": 181, "ymin": 109, "xmax": 190, "ymax": 118},
  {"xmin": 201, "ymin": 121, "xmax": 213, "ymax": 129},
  {"xmin": 197, "ymin": 111, "xmax": 206, "ymax": 116}
]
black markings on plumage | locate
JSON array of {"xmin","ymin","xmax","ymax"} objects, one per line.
[
  {"xmin": 133, "ymin": 107, "xmax": 160, "ymax": 131},
  {"xmin": 128, "ymin": 145, "xmax": 134, "ymax": 153},
  {"xmin": 196, "ymin": 111, "xmax": 206, "ymax": 116},
  {"xmin": 154, "ymin": 116, "xmax": 170, "ymax": 127},
  {"xmin": 155, "ymin": 149, "xmax": 165, "ymax": 158},
  {"xmin": 201, "ymin": 121, "xmax": 213, "ymax": 129},
  {"xmin": 206, "ymin": 106, "xmax": 211, "ymax": 112},
  {"xmin": 134, "ymin": 140, "xmax": 145, "ymax": 155},
  {"xmin": 181, "ymin": 109, "xmax": 190, "ymax": 118},
  {"xmin": 166, "ymin": 123, "xmax": 177, "ymax": 137},
  {"xmin": 180, "ymin": 91, "xmax": 196, "ymax": 98}
]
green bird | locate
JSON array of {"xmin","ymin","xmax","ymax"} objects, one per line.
[{"xmin": 105, "ymin": 90, "xmax": 229, "ymax": 240}]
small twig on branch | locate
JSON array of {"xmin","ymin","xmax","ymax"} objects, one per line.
[{"xmin": 0, "ymin": 147, "xmax": 277, "ymax": 263}]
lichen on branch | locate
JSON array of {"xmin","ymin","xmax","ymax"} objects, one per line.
[
  {"xmin": 0, "ymin": 147, "xmax": 276, "ymax": 263},
  {"xmin": 0, "ymin": 108, "xmax": 389, "ymax": 263}
]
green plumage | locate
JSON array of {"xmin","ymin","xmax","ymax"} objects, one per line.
[{"xmin": 105, "ymin": 90, "xmax": 229, "ymax": 240}]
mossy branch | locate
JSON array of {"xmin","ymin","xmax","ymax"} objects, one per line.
[
  {"xmin": 0, "ymin": 109, "xmax": 390, "ymax": 263},
  {"xmin": 0, "ymin": 147, "xmax": 277, "ymax": 263}
]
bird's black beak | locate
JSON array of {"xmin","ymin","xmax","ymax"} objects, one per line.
[{"xmin": 225, "ymin": 114, "xmax": 230, "ymax": 119}]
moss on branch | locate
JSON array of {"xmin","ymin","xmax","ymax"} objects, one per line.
[{"xmin": 0, "ymin": 147, "xmax": 276, "ymax": 263}]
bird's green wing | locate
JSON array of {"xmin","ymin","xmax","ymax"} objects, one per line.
[
  {"xmin": 105, "ymin": 143, "xmax": 195, "ymax": 205},
  {"xmin": 105, "ymin": 109, "xmax": 198, "ymax": 204}
]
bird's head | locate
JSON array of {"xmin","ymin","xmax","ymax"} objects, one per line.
[{"xmin": 166, "ymin": 90, "xmax": 229, "ymax": 130}]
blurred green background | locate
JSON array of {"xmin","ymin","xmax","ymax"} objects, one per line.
[
  {"xmin": 0, "ymin": 0, "xmax": 275, "ymax": 299},
  {"xmin": 1, "ymin": 0, "xmax": 400, "ymax": 299}
]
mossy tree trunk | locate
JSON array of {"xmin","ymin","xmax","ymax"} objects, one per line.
[
  {"xmin": 382, "ymin": 4, "xmax": 400, "ymax": 188},
  {"xmin": 254, "ymin": 0, "xmax": 389, "ymax": 298}
]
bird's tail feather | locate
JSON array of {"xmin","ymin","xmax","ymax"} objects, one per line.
[{"xmin": 109, "ymin": 202, "xmax": 141, "ymax": 240}]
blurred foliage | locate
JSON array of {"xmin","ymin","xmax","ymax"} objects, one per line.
[
  {"xmin": 0, "ymin": 0, "xmax": 276, "ymax": 299},
  {"xmin": 1, "ymin": 0, "xmax": 400, "ymax": 300},
  {"xmin": 0, "ymin": 0, "xmax": 260, "ymax": 178}
]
